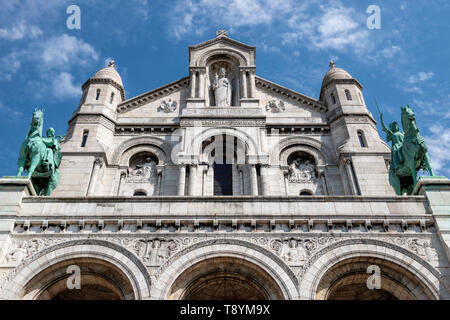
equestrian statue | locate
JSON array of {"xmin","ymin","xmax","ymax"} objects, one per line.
[
  {"xmin": 17, "ymin": 108, "xmax": 62, "ymax": 196},
  {"xmin": 378, "ymin": 103, "xmax": 434, "ymax": 195}
]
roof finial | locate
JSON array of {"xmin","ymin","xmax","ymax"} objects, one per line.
[
  {"xmin": 108, "ymin": 60, "xmax": 116, "ymax": 68},
  {"xmin": 329, "ymin": 61, "xmax": 336, "ymax": 69},
  {"xmin": 216, "ymin": 30, "xmax": 228, "ymax": 37}
]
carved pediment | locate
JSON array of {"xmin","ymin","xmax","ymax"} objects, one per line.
[{"xmin": 116, "ymin": 77, "xmax": 189, "ymax": 114}]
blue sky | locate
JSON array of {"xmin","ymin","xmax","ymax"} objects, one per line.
[{"xmin": 0, "ymin": 0, "xmax": 449, "ymax": 178}]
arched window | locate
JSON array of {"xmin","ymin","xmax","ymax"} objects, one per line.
[
  {"xmin": 357, "ymin": 130, "xmax": 367, "ymax": 148},
  {"xmin": 133, "ymin": 190, "xmax": 147, "ymax": 196},
  {"xmin": 95, "ymin": 89, "xmax": 101, "ymax": 100},
  {"xmin": 81, "ymin": 130, "xmax": 89, "ymax": 147},
  {"xmin": 331, "ymin": 93, "xmax": 336, "ymax": 104},
  {"xmin": 300, "ymin": 190, "xmax": 313, "ymax": 196},
  {"xmin": 213, "ymin": 135, "xmax": 233, "ymax": 196},
  {"xmin": 345, "ymin": 89, "xmax": 352, "ymax": 101},
  {"xmin": 109, "ymin": 92, "xmax": 114, "ymax": 104}
]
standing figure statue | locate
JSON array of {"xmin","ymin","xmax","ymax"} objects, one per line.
[
  {"xmin": 379, "ymin": 104, "xmax": 433, "ymax": 195},
  {"xmin": 213, "ymin": 67, "xmax": 232, "ymax": 107},
  {"xmin": 17, "ymin": 108, "xmax": 62, "ymax": 196}
]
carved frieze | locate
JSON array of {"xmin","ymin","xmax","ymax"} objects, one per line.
[{"xmin": 266, "ymin": 100, "xmax": 285, "ymax": 113}]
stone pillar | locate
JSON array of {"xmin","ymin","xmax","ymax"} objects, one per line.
[
  {"xmin": 250, "ymin": 165, "xmax": 258, "ymax": 196},
  {"xmin": 239, "ymin": 169, "xmax": 244, "ymax": 195},
  {"xmin": 344, "ymin": 159, "xmax": 359, "ymax": 195},
  {"xmin": 413, "ymin": 177, "xmax": 450, "ymax": 263},
  {"xmin": 198, "ymin": 71, "xmax": 205, "ymax": 99},
  {"xmin": 241, "ymin": 70, "xmax": 247, "ymax": 98},
  {"xmin": 116, "ymin": 171, "xmax": 126, "ymax": 196},
  {"xmin": 320, "ymin": 171, "xmax": 329, "ymax": 195},
  {"xmin": 190, "ymin": 71, "xmax": 196, "ymax": 98},
  {"xmin": 188, "ymin": 165, "xmax": 198, "ymax": 196},
  {"xmin": 249, "ymin": 71, "xmax": 256, "ymax": 98},
  {"xmin": 260, "ymin": 165, "xmax": 270, "ymax": 196},
  {"xmin": 178, "ymin": 165, "xmax": 186, "ymax": 196},
  {"xmin": 87, "ymin": 157, "xmax": 103, "ymax": 196}
]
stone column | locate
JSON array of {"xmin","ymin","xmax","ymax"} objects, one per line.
[
  {"xmin": 344, "ymin": 159, "xmax": 359, "ymax": 195},
  {"xmin": 260, "ymin": 165, "xmax": 270, "ymax": 196},
  {"xmin": 239, "ymin": 168, "xmax": 244, "ymax": 195},
  {"xmin": 319, "ymin": 171, "xmax": 329, "ymax": 195},
  {"xmin": 87, "ymin": 157, "xmax": 103, "ymax": 196},
  {"xmin": 241, "ymin": 70, "xmax": 247, "ymax": 98},
  {"xmin": 190, "ymin": 71, "xmax": 196, "ymax": 98},
  {"xmin": 198, "ymin": 71, "xmax": 205, "ymax": 99},
  {"xmin": 250, "ymin": 165, "xmax": 258, "ymax": 196},
  {"xmin": 116, "ymin": 171, "xmax": 126, "ymax": 196},
  {"xmin": 178, "ymin": 165, "xmax": 186, "ymax": 196},
  {"xmin": 188, "ymin": 165, "xmax": 198, "ymax": 196},
  {"xmin": 249, "ymin": 70, "xmax": 256, "ymax": 98}
]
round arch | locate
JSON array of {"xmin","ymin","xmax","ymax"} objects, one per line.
[
  {"xmin": 197, "ymin": 49, "xmax": 248, "ymax": 67},
  {"xmin": 299, "ymin": 239, "xmax": 444, "ymax": 300},
  {"xmin": 0, "ymin": 239, "xmax": 151, "ymax": 300},
  {"xmin": 271, "ymin": 136, "xmax": 332, "ymax": 166},
  {"xmin": 111, "ymin": 136, "xmax": 173, "ymax": 165},
  {"xmin": 152, "ymin": 239, "xmax": 299, "ymax": 300},
  {"xmin": 185, "ymin": 127, "xmax": 259, "ymax": 160}
]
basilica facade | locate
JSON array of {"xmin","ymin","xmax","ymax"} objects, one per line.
[{"xmin": 0, "ymin": 31, "xmax": 449, "ymax": 300}]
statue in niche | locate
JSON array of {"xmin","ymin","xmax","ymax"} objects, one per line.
[
  {"xmin": 288, "ymin": 158, "xmax": 317, "ymax": 183},
  {"xmin": 213, "ymin": 67, "xmax": 232, "ymax": 106}
]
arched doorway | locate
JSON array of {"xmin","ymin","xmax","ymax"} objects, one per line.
[
  {"xmin": 168, "ymin": 257, "xmax": 285, "ymax": 300},
  {"xmin": 315, "ymin": 257, "xmax": 436, "ymax": 300},
  {"xmin": 19, "ymin": 257, "xmax": 136, "ymax": 300}
]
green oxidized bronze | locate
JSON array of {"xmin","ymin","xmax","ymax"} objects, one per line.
[
  {"xmin": 379, "ymin": 104, "xmax": 434, "ymax": 195},
  {"xmin": 17, "ymin": 108, "xmax": 62, "ymax": 196}
]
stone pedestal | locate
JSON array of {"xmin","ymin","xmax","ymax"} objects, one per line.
[
  {"xmin": 413, "ymin": 176, "xmax": 450, "ymax": 262},
  {"xmin": 0, "ymin": 177, "xmax": 36, "ymax": 273}
]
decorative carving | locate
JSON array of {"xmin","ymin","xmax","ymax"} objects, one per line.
[
  {"xmin": 158, "ymin": 99, "xmax": 177, "ymax": 113},
  {"xmin": 266, "ymin": 100, "xmax": 285, "ymax": 113},
  {"xmin": 288, "ymin": 159, "xmax": 317, "ymax": 183},
  {"xmin": 126, "ymin": 157, "xmax": 157, "ymax": 183}
]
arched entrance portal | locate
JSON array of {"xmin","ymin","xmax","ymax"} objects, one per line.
[
  {"xmin": 19, "ymin": 257, "xmax": 136, "ymax": 300},
  {"xmin": 315, "ymin": 257, "xmax": 436, "ymax": 300},
  {"xmin": 168, "ymin": 257, "xmax": 285, "ymax": 300}
]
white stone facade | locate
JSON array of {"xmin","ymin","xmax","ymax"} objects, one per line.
[{"xmin": 0, "ymin": 32, "xmax": 449, "ymax": 300}]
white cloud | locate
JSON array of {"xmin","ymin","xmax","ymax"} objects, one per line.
[
  {"xmin": 0, "ymin": 21, "xmax": 42, "ymax": 41},
  {"xmin": 51, "ymin": 72, "xmax": 81, "ymax": 98},
  {"xmin": 377, "ymin": 45, "xmax": 403, "ymax": 59},
  {"xmin": 0, "ymin": 52, "xmax": 22, "ymax": 80},
  {"xmin": 169, "ymin": 0, "xmax": 295, "ymax": 39},
  {"xmin": 408, "ymin": 71, "xmax": 434, "ymax": 84},
  {"xmin": 423, "ymin": 124, "xmax": 450, "ymax": 177},
  {"xmin": 282, "ymin": 4, "xmax": 371, "ymax": 53},
  {"xmin": 40, "ymin": 34, "xmax": 99, "ymax": 69}
]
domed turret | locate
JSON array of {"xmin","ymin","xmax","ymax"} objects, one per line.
[
  {"xmin": 91, "ymin": 60, "xmax": 123, "ymax": 88},
  {"xmin": 80, "ymin": 60, "xmax": 125, "ymax": 108},
  {"xmin": 321, "ymin": 61, "xmax": 352, "ymax": 88}
]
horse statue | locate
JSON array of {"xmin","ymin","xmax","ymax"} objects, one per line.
[
  {"xmin": 379, "ymin": 104, "xmax": 433, "ymax": 195},
  {"xmin": 17, "ymin": 108, "xmax": 62, "ymax": 196}
]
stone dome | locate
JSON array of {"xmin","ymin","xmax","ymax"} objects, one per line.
[
  {"xmin": 91, "ymin": 60, "xmax": 123, "ymax": 88},
  {"xmin": 321, "ymin": 61, "xmax": 352, "ymax": 88}
]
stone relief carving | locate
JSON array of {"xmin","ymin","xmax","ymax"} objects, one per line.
[
  {"xmin": 288, "ymin": 159, "xmax": 317, "ymax": 183},
  {"xmin": 126, "ymin": 157, "xmax": 157, "ymax": 183},
  {"xmin": 266, "ymin": 100, "xmax": 285, "ymax": 113},
  {"xmin": 158, "ymin": 99, "xmax": 177, "ymax": 113},
  {"xmin": 0, "ymin": 236, "xmax": 439, "ymax": 289}
]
